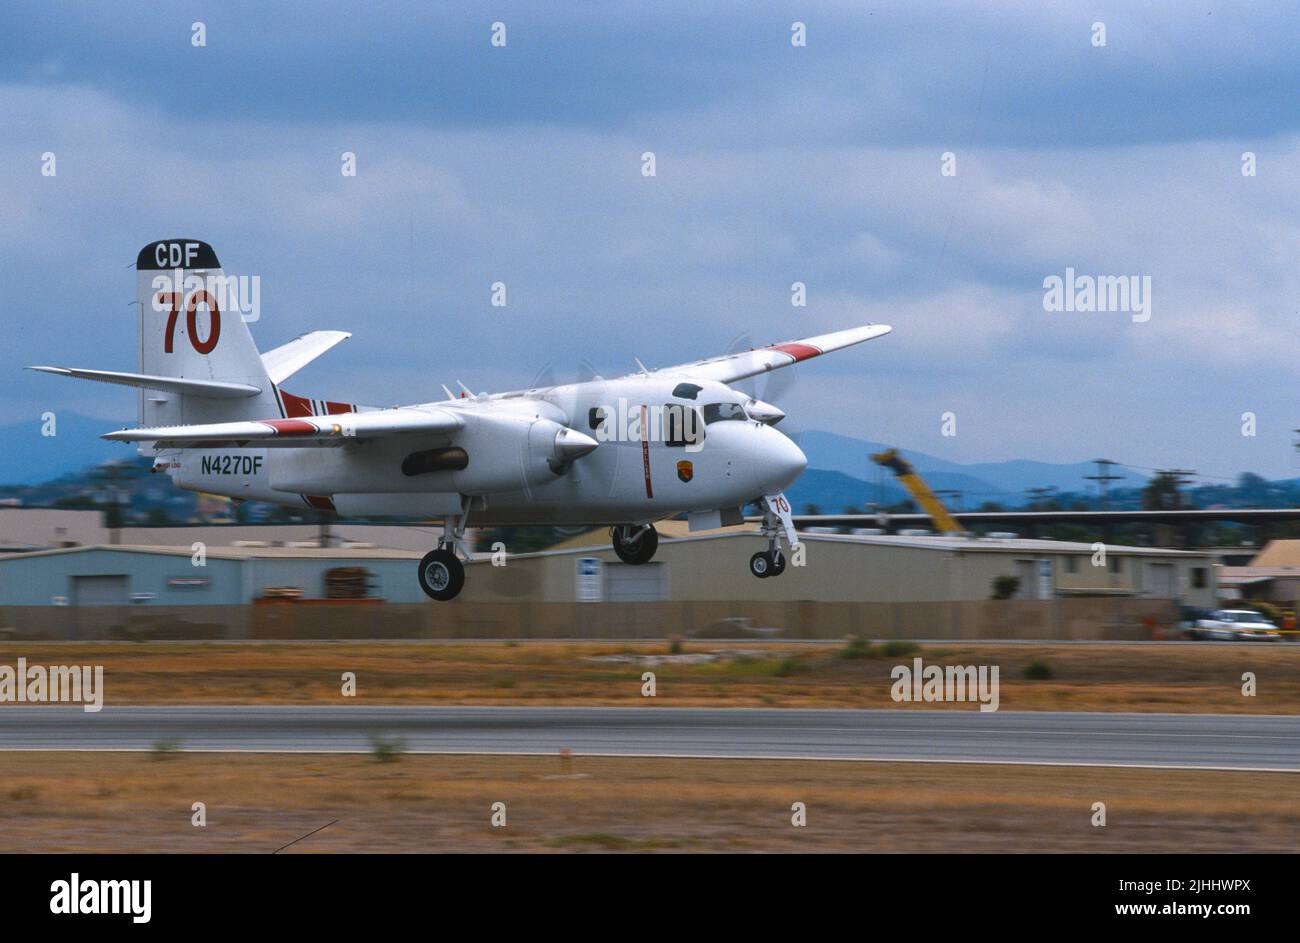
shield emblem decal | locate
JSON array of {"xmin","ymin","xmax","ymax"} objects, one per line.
[{"xmin": 676, "ymin": 460, "xmax": 693, "ymax": 483}]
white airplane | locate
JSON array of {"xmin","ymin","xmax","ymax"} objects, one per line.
[{"xmin": 32, "ymin": 240, "xmax": 891, "ymax": 600}]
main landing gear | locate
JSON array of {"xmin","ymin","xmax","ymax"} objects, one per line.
[
  {"xmin": 611, "ymin": 523, "xmax": 659, "ymax": 565},
  {"xmin": 751, "ymin": 492, "xmax": 799, "ymax": 580},
  {"xmin": 418, "ymin": 502, "xmax": 471, "ymax": 601}
]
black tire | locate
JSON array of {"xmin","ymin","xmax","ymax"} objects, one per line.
[
  {"xmin": 613, "ymin": 525, "xmax": 659, "ymax": 565},
  {"xmin": 418, "ymin": 548, "xmax": 465, "ymax": 601},
  {"xmin": 749, "ymin": 551, "xmax": 772, "ymax": 578},
  {"xmin": 767, "ymin": 548, "xmax": 786, "ymax": 576}
]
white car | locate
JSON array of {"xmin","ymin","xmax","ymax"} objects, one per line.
[{"xmin": 1193, "ymin": 609, "xmax": 1281, "ymax": 641}]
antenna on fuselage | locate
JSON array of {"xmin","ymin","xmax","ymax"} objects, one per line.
[
  {"xmin": 634, "ymin": 358, "xmax": 651, "ymax": 376},
  {"xmin": 441, "ymin": 384, "xmax": 457, "ymax": 401},
  {"xmin": 456, "ymin": 380, "xmax": 474, "ymax": 398}
]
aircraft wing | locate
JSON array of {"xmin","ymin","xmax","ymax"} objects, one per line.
[
  {"xmin": 655, "ymin": 324, "xmax": 892, "ymax": 384},
  {"xmin": 101, "ymin": 405, "xmax": 464, "ymax": 449}
]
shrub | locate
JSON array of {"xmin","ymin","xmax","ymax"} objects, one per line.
[
  {"xmin": 1023, "ymin": 660, "xmax": 1052, "ymax": 680},
  {"xmin": 840, "ymin": 636, "xmax": 873, "ymax": 659},
  {"xmin": 881, "ymin": 640, "xmax": 920, "ymax": 658},
  {"xmin": 370, "ymin": 735, "xmax": 406, "ymax": 763},
  {"xmin": 991, "ymin": 575, "xmax": 1020, "ymax": 600},
  {"xmin": 150, "ymin": 738, "xmax": 182, "ymax": 760}
]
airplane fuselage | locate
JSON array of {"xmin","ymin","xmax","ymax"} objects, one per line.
[{"xmin": 167, "ymin": 375, "xmax": 807, "ymax": 526}]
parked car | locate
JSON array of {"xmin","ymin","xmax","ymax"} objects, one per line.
[{"xmin": 1191, "ymin": 609, "xmax": 1281, "ymax": 641}]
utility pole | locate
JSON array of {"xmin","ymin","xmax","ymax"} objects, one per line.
[{"xmin": 1085, "ymin": 459, "xmax": 1122, "ymax": 510}]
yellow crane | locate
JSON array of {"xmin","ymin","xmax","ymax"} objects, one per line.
[{"xmin": 870, "ymin": 448, "xmax": 963, "ymax": 535}]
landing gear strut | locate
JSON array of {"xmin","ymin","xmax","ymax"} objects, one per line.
[
  {"xmin": 419, "ymin": 500, "xmax": 471, "ymax": 601},
  {"xmin": 612, "ymin": 523, "xmax": 659, "ymax": 565},
  {"xmin": 751, "ymin": 493, "xmax": 798, "ymax": 579}
]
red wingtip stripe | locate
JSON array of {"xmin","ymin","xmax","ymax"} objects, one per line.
[
  {"xmin": 262, "ymin": 419, "xmax": 316, "ymax": 435},
  {"xmin": 769, "ymin": 342, "xmax": 823, "ymax": 362}
]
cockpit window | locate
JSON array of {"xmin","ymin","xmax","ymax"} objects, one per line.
[
  {"xmin": 671, "ymin": 382, "xmax": 703, "ymax": 401},
  {"xmin": 703, "ymin": 402, "xmax": 747, "ymax": 424},
  {"xmin": 663, "ymin": 404, "xmax": 705, "ymax": 448}
]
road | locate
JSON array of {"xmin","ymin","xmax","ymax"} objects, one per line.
[{"xmin": 1, "ymin": 706, "xmax": 1297, "ymax": 771}]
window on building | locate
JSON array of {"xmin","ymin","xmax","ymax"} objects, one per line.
[
  {"xmin": 1064, "ymin": 556, "xmax": 1079, "ymax": 574},
  {"xmin": 1191, "ymin": 567, "xmax": 1207, "ymax": 589},
  {"xmin": 1109, "ymin": 556, "xmax": 1123, "ymax": 574}
]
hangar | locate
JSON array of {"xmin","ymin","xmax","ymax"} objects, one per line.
[
  {"xmin": 463, "ymin": 527, "xmax": 1218, "ymax": 607},
  {"xmin": 0, "ymin": 527, "xmax": 1215, "ymax": 641}
]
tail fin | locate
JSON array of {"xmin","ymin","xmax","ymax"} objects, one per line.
[{"xmin": 136, "ymin": 239, "xmax": 277, "ymax": 433}]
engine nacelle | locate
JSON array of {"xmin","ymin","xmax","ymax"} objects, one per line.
[{"xmin": 268, "ymin": 412, "xmax": 596, "ymax": 496}]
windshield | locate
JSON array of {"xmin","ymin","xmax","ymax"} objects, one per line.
[{"xmin": 703, "ymin": 402, "xmax": 747, "ymax": 424}]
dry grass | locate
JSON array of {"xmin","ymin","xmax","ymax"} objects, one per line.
[
  {"xmin": 0, "ymin": 640, "xmax": 1295, "ymax": 713},
  {"xmin": 1, "ymin": 751, "xmax": 1295, "ymax": 853}
]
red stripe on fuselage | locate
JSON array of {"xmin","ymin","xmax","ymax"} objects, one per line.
[
  {"xmin": 768, "ymin": 342, "xmax": 822, "ymax": 362},
  {"xmin": 280, "ymin": 390, "xmax": 314, "ymax": 418},
  {"xmin": 640, "ymin": 404, "xmax": 654, "ymax": 499}
]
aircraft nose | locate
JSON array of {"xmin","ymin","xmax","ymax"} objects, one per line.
[{"xmin": 757, "ymin": 429, "xmax": 807, "ymax": 493}]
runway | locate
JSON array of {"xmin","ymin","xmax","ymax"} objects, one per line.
[{"xmin": 1, "ymin": 706, "xmax": 1297, "ymax": 771}]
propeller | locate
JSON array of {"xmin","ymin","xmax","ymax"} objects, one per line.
[{"xmin": 724, "ymin": 332, "xmax": 804, "ymax": 441}]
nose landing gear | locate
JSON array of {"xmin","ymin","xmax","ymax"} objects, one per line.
[
  {"xmin": 612, "ymin": 523, "xmax": 659, "ymax": 565},
  {"xmin": 750, "ymin": 492, "xmax": 799, "ymax": 580}
]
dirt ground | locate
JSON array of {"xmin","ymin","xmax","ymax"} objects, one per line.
[
  {"xmin": 1, "ymin": 751, "xmax": 1295, "ymax": 853},
  {"xmin": 0, "ymin": 640, "xmax": 1294, "ymax": 713}
]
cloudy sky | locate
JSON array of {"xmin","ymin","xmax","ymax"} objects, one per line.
[{"xmin": 2, "ymin": 1, "xmax": 1298, "ymax": 481}]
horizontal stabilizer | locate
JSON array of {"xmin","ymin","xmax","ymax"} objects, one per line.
[
  {"xmin": 27, "ymin": 366, "xmax": 261, "ymax": 399},
  {"xmin": 260, "ymin": 331, "xmax": 352, "ymax": 384},
  {"xmin": 102, "ymin": 405, "xmax": 464, "ymax": 449}
]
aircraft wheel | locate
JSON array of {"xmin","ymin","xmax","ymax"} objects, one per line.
[
  {"xmin": 613, "ymin": 525, "xmax": 659, "ymax": 565},
  {"xmin": 418, "ymin": 548, "xmax": 465, "ymax": 601},
  {"xmin": 749, "ymin": 551, "xmax": 772, "ymax": 579}
]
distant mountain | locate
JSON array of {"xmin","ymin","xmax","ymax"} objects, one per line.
[
  {"xmin": 784, "ymin": 469, "xmax": 908, "ymax": 513},
  {"xmin": 795, "ymin": 430, "xmax": 1147, "ymax": 504}
]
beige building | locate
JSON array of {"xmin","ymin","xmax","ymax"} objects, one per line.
[
  {"xmin": 1216, "ymin": 540, "xmax": 1300, "ymax": 608},
  {"xmin": 465, "ymin": 529, "xmax": 1218, "ymax": 606}
]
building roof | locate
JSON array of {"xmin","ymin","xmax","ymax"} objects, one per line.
[
  {"xmin": 509, "ymin": 528, "xmax": 1209, "ymax": 561},
  {"xmin": 1250, "ymin": 540, "xmax": 1300, "ymax": 567},
  {"xmin": 1218, "ymin": 565, "xmax": 1300, "ymax": 585},
  {"xmin": 0, "ymin": 544, "xmax": 426, "ymax": 562}
]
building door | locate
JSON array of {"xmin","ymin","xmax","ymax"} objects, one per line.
[
  {"xmin": 604, "ymin": 562, "xmax": 668, "ymax": 602},
  {"xmin": 1014, "ymin": 560, "xmax": 1037, "ymax": 599},
  {"xmin": 72, "ymin": 575, "xmax": 129, "ymax": 607},
  {"xmin": 1146, "ymin": 563, "xmax": 1174, "ymax": 597}
]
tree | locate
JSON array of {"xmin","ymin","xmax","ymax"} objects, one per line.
[{"xmin": 1142, "ymin": 472, "xmax": 1185, "ymax": 511}]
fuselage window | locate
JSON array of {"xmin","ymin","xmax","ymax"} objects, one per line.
[
  {"xmin": 671, "ymin": 382, "xmax": 702, "ymax": 401},
  {"xmin": 702, "ymin": 401, "xmax": 747, "ymax": 424},
  {"xmin": 663, "ymin": 404, "xmax": 705, "ymax": 448}
]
